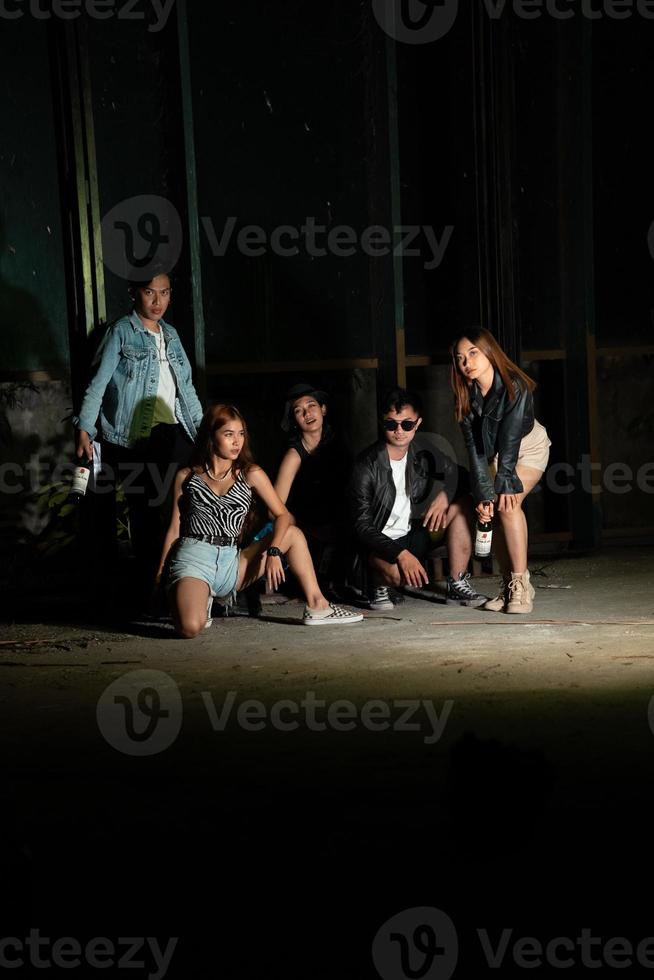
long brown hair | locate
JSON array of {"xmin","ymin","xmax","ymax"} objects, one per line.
[
  {"xmin": 191, "ymin": 403, "xmax": 254, "ymax": 474},
  {"xmin": 189, "ymin": 404, "xmax": 259, "ymax": 543},
  {"xmin": 450, "ymin": 328, "xmax": 536, "ymax": 422}
]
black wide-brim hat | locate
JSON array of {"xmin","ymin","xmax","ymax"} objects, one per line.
[{"xmin": 281, "ymin": 382, "xmax": 328, "ymax": 432}]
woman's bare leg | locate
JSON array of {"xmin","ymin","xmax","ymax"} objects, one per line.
[
  {"xmin": 236, "ymin": 526, "xmax": 328, "ymax": 609},
  {"xmin": 170, "ymin": 577, "xmax": 211, "ymax": 639},
  {"xmin": 495, "ymin": 465, "xmax": 543, "ymax": 575}
]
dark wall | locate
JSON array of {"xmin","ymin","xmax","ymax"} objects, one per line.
[
  {"xmin": 0, "ymin": 19, "xmax": 70, "ymax": 374},
  {"xmin": 87, "ymin": 13, "xmax": 192, "ymax": 336},
  {"xmin": 593, "ymin": 16, "xmax": 654, "ymax": 345},
  {"xmin": 2, "ymin": 3, "xmax": 653, "ymax": 543},
  {"xmin": 188, "ymin": 0, "xmax": 371, "ymax": 366},
  {"xmin": 398, "ymin": 6, "xmax": 481, "ymax": 355}
]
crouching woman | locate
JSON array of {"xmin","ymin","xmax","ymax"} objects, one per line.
[
  {"xmin": 451, "ymin": 328, "xmax": 551, "ymax": 614},
  {"xmin": 156, "ymin": 404, "xmax": 363, "ymax": 637}
]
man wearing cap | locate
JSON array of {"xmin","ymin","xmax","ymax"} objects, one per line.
[{"xmin": 349, "ymin": 387, "xmax": 486, "ymax": 611}]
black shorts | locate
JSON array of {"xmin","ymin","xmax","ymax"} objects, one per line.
[{"xmin": 389, "ymin": 522, "xmax": 433, "ymax": 561}]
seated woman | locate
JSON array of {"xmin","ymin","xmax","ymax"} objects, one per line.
[
  {"xmin": 156, "ymin": 403, "xmax": 363, "ymax": 638},
  {"xmin": 274, "ymin": 383, "xmax": 352, "ymax": 590}
]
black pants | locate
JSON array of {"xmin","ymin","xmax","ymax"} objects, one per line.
[
  {"xmin": 389, "ymin": 522, "xmax": 433, "ymax": 561},
  {"xmin": 92, "ymin": 423, "xmax": 193, "ymax": 592}
]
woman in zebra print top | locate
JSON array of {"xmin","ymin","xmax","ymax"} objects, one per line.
[{"xmin": 157, "ymin": 403, "xmax": 363, "ymax": 637}]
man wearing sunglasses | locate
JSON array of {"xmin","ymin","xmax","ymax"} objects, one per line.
[{"xmin": 349, "ymin": 387, "xmax": 486, "ymax": 611}]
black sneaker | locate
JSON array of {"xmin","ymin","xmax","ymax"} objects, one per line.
[
  {"xmin": 368, "ymin": 586, "xmax": 395, "ymax": 611},
  {"xmin": 445, "ymin": 572, "xmax": 488, "ymax": 607}
]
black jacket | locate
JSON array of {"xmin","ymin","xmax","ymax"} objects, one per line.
[
  {"xmin": 348, "ymin": 439, "xmax": 462, "ymax": 564},
  {"xmin": 461, "ymin": 371, "xmax": 534, "ymax": 503}
]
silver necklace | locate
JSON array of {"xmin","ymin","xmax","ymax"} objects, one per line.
[
  {"xmin": 301, "ymin": 436, "xmax": 320, "ymax": 454},
  {"xmin": 204, "ymin": 463, "xmax": 233, "ymax": 483},
  {"xmin": 150, "ymin": 328, "xmax": 167, "ymax": 363}
]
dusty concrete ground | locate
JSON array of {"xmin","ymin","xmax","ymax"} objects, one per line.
[{"xmin": 2, "ymin": 547, "xmax": 654, "ymax": 977}]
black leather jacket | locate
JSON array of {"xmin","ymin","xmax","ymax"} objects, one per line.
[
  {"xmin": 461, "ymin": 371, "xmax": 534, "ymax": 503},
  {"xmin": 348, "ymin": 439, "xmax": 462, "ymax": 564}
]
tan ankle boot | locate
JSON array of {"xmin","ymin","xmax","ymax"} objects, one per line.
[
  {"xmin": 506, "ymin": 570, "xmax": 535, "ymax": 614},
  {"xmin": 483, "ymin": 578, "xmax": 510, "ymax": 612}
]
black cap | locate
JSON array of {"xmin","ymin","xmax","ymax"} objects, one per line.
[{"xmin": 281, "ymin": 383, "xmax": 328, "ymax": 432}]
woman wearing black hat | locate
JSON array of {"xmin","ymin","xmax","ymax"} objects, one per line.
[{"xmin": 275, "ymin": 384, "xmax": 352, "ymax": 592}]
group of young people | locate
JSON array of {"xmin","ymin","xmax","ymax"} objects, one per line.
[{"xmin": 73, "ymin": 270, "xmax": 550, "ymax": 638}]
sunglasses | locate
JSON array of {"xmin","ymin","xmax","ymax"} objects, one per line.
[{"xmin": 382, "ymin": 418, "xmax": 419, "ymax": 432}]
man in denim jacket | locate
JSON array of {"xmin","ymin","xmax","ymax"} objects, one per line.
[{"xmin": 73, "ymin": 270, "xmax": 203, "ymax": 595}]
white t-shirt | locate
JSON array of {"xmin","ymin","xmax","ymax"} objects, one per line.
[
  {"xmin": 150, "ymin": 329, "xmax": 177, "ymax": 426},
  {"xmin": 382, "ymin": 454, "xmax": 412, "ymax": 540}
]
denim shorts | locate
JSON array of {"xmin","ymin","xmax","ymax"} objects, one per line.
[{"xmin": 167, "ymin": 537, "xmax": 240, "ymax": 600}]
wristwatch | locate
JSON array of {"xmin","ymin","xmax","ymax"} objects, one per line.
[{"xmin": 267, "ymin": 546, "xmax": 283, "ymax": 558}]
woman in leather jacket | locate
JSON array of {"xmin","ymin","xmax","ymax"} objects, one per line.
[{"xmin": 451, "ymin": 328, "xmax": 550, "ymax": 614}]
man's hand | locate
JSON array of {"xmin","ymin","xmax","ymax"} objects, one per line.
[
  {"xmin": 422, "ymin": 491, "xmax": 449, "ymax": 532},
  {"xmin": 75, "ymin": 429, "xmax": 93, "ymax": 462},
  {"xmin": 397, "ymin": 549, "xmax": 429, "ymax": 588}
]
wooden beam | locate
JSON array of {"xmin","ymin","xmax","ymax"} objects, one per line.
[
  {"xmin": 206, "ymin": 358, "xmax": 379, "ymax": 376},
  {"xmin": 596, "ymin": 345, "xmax": 654, "ymax": 357},
  {"xmin": 602, "ymin": 527, "xmax": 654, "ymax": 538}
]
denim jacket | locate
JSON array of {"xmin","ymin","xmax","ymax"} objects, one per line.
[{"xmin": 73, "ymin": 311, "xmax": 203, "ymax": 447}]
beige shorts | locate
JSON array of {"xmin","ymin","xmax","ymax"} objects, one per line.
[{"xmin": 491, "ymin": 419, "xmax": 551, "ymax": 475}]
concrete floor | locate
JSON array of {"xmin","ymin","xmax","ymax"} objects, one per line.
[{"xmin": 2, "ymin": 546, "xmax": 654, "ymax": 977}]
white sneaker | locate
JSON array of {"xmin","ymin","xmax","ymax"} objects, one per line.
[
  {"xmin": 368, "ymin": 586, "xmax": 395, "ymax": 611},
  {"xmin": 303, "ymin": 602, "xmax": 363, "ymax": 625}
]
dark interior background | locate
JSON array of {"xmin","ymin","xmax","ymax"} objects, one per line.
[{"xmin": 1, "ymin": 0, "xmax": 653, "ymax": 548}]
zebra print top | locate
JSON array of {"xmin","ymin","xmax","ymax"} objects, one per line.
[{"xmin": 180, "ymin": 470, "xmax": 253, "ymax": 540}]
